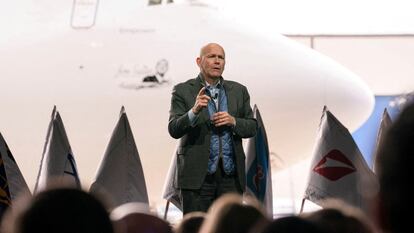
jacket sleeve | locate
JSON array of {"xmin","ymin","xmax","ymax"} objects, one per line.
[
  {"xmin": 233, "ymin": 85, "xmax": 257, "ymax": 138},
  {"xmin": 168, "ymin": 84, "xmax": 193, "ymax": 139}
]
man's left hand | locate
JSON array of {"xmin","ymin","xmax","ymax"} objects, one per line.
[{"xmin": 212, "ymin": 112, "xmax": 236, "ymax": 127}]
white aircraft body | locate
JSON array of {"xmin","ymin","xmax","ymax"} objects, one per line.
[{"xmin": 0, "ymin": 0, "xmax": 373, "ymax": 206}]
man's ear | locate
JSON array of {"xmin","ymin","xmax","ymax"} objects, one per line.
[{"xmin": 196, "ymin": 57, "xmax": 201, "ymax": 67}]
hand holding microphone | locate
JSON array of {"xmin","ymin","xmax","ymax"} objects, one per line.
[
  {"xmin": 212, "ymin": 112, "xmax": 236, "ymax": 127},
  {"xmin": 192, "ymin": 86, "xmax": 235, "ymax": 127},
  {"xmin": 192, "ymin": 87, "xmax": 210, "ymax": 114}
]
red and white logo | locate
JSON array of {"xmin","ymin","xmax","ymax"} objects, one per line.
[{"xmin": 313, "ymin": 149, "xmax": 356, "ymax": 181}]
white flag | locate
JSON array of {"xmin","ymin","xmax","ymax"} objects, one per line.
[
  {"xmin": 0, "ymin": 132, "xmax": 31, "ymax": 218},
  {"xmin": 90, "ymin": 106, "xmax": 149, "ymax": 209},
  {"xmin": 372, "ymin": 108, "xmax": 392, "ymax": 173},
  {"xmin": 245, "ymin": 105, "xmax": 273, "ymax": 217},
  {"xmin": 304, "ymin": 107, "xmax": 378, "ymax": 212},
  {"xmin": 34, "ymin": 106, "xmax": 81, "ymax": 193},
  {"xmin": 162, "ymin": 141, "xmax": 182, "ymax": 211}
]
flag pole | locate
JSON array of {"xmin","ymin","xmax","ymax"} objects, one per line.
[
  {"xmin": 299, "ymin": 198, "xmax": 305, "ymax": 214},
  {"xmin": 164, "ymin": 200, "xmax": 170, "ymax": 220}
]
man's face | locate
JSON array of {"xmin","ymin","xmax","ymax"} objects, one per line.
[{"xmin": 197, "ymin": 44, "xmax": 225, "ymax": 81}]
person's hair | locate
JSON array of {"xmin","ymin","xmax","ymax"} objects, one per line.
[
  {"xmin": 375, "ymin": 101, "xmax": 414, "ymax": 233},
  {"xmin": 175, "ymin": 211, "xmax": 206, "ymax": 233},
  {"xmin": 112, "ymin": 212, "xmax": 172, "ymax": 233},
  {"xmin": 259, "ymin": 216, "xmax": 327, "ymax": 233},
  {"xmin": 301, "ymin": 199, "xmax": 375, "ymax": 233},
  {"xmin": 6, "ymin": 187, "xmax": 113, "ymax": 233},
  {"xmin": 199, "ymin": 193, "xmax": 268, "ymax": 233}
]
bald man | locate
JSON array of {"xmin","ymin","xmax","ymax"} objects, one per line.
[{"xmin": 168, "ymin": 43, "xmax": 257, "ymax": 214}]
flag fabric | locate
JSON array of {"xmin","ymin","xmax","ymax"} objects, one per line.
[
  {"xmin": 304, "ymin": 106, "xmax": 377, "ymax": 212},
  {"xmin": 0, "ymin": 132, "xmax": 31, "ymax": 219},
  {"xmin": 162, "ymin": 141, "xmax": 182, "ymax": 211},
  {"xmin": 372, "ymin": 108, "xmax": 392, "ymax": 173},
  {"xmin": 245, "ymin": 105, "xmax": 273, "ymax": 217},
  {"xmin": 90, "ymin": 107, "xmax": 149, "ymax": 210},
  {"xmin": 34, "ymin": 106, "xmax": 81, "ymax": 193}
]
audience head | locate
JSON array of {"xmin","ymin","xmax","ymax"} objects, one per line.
[
  {"xmin": 111, "ymin": 203, "xmax": 172, "ymax": 233},
  {"xmin": 374, "ymin": 102, "xmax": 414, "ymax": 233},
  {"xmin": 175, "ymin": 211, "xmax": 206, "ymax": 233},
  {"xmin": 2, "ymin": 187, "xmax": 113, "ymax": 233},
  {"xmin": 301, "ymin": 199, "xmax": 375, "ymax": 233},
  {"xmin": 259, "ymin": 216, "xmax": 327, "ymax": 233},
  {"xmin": 199, "ymin": 193, "xmax": 269, "ymax": 233}
]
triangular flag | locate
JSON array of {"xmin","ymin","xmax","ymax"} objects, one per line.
[
  {"xmin": 373, "ymin": 108, "xmax": 392, "ymax": 174},
  {"xmin": 90, "ymin": 106, "xmax": 149, "ymax": 209},
  {"xmin": 0, "ymin": 132, "xmax": 31, "ymax": 219},
  {"xmin": 304, "ymin": 106, "xmax": 378, "ymax": 212},
  {"xmin": 34, "ymin": 106, "xmax": 81, "ymax": 193},
  {"xmin": 162, "ymin": 141, "xmax": 182, "ymax": 211},
  {"xmin": 245, "ymin": 105, "xmax": 273, "ymax": 217}
]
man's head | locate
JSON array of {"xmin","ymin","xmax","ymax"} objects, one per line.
[{"xmin": 196, "ymin": 43, "xmax": 225, "ymax": 83}]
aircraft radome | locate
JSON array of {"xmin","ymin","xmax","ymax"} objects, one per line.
[{"xmin": 0, "ymin": 0, "xmax": 373, "ymax": 206}]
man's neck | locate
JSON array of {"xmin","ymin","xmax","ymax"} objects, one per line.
[{"xmin": 203, "ymin": 75, "xmax": 220, "ymax": 86}]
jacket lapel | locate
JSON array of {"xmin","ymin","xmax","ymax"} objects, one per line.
[{"xmin": 223, "ymin": 80, "xmax": 237, "ymax": 116}]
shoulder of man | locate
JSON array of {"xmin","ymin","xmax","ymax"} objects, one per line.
[
  {"xmin": 175, "ymin": 78, "xmax": 197, "ymax": 88},
  {"xmin": 173, "ymin": 77, "xmax": 198, "ymax": 91},
  {"xmin": 223, "ymin": 79, "xmax": 247, "ymax": 89}
]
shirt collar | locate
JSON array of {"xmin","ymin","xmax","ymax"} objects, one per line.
[
  {"xmin": 199, "ymin": 73, "xmax": 222, "ymax": 89},
  {"xmin": 206, "ymin": 80, "xmax": 221, "ymax": 89}
]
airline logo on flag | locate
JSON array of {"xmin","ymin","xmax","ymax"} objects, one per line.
[
  {"xmin": 245, "ymin": 105, "xmax": 273, "ymax": 216},
  {"xmin": 253, "ymin": 165, "xmax": 264, "ymax": 192},
  {"xmin": 0, "ymin": 132, "xmax": 31, "ymax": 220},
  {"xmin": 313, "ymin": 149, "xmax": 356, "ymax": 181},
  {"xmin": 304, "ymin": 106, "xmax": 378, "ymax": 212},
  {"xmin": 64, "ymin": 153, "xmax": 81, "ymax": 187},
  {"xmin": 34, "ymin": 106, "xmax": 81, "ymax": 193},
  {"xmin": 246, "ymin": 126, "xmax": 269, "ymax": 201}
]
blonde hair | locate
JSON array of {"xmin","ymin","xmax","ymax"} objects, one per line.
[{"xmin": 199, "ymin": 193, "xmax": 268, "ymax": 233}]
